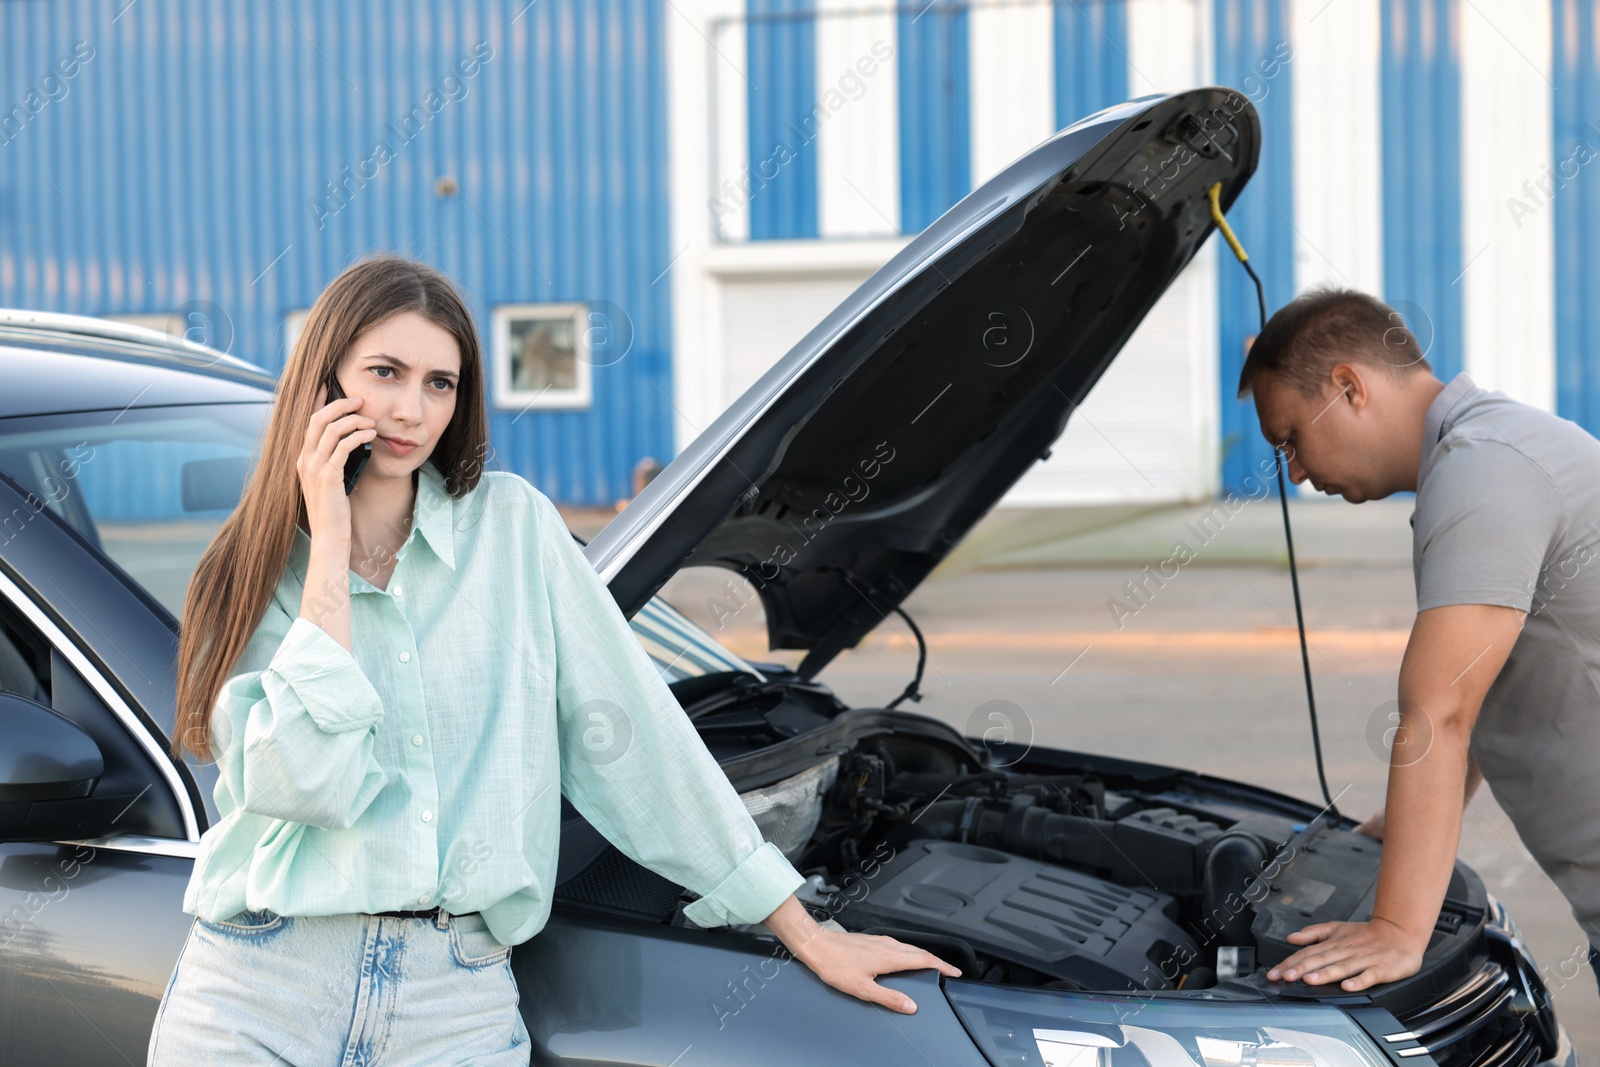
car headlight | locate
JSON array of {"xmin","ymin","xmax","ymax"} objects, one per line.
[{"xmin": 944, "ymin": 982, "xmax": 1390, "ymax": 1067}]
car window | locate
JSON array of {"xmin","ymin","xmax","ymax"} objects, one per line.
[
  {"xmin": 0, "ymin": 585, "xmax": 188, "ymax": 839},
  {"xmin": 0, "ymin": 403, "xmax": 268, "ymax": 621},
  {"xmin": 0, "ymin": 401, "xmax": 760, "ymax": 686},
  {"xmin": 0, "ymin": 598, "xmax": 50, "ymax": 705},
  {"xmin": 631, "ymin": 594, "xmax": 765, "ymax": 684}
]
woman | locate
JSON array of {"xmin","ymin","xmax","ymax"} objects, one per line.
[{"xmin": 149, "ymin": 255, "xmax": 958, "ymax": 1065}]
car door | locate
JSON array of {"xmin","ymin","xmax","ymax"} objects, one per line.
[{"xmin": 0, "ymin": 468, "xmax": 199, "ymax": 1066}]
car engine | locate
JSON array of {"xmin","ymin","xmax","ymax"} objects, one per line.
[{"xmin": 555, "ymin": 705, "xmax": 1561, "ymax": 1065}]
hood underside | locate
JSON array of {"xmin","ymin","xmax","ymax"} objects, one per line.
[{"xmin": 588, "ymin": 88, "xmax": 1261, "ymax": 678}]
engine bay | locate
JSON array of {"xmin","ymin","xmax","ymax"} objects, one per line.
[
  {"xmin": 707, "ymin": 705, "xmax": 1492, "ymax": 1019},
  {"xmin": 556, "ymin": 698, "xmax": 1497, "ymax": 1022}
]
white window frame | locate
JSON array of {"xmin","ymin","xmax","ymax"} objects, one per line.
[
  {"xmin": 491, "ymin": 301, "xmax": 593, "ymax": 410},
  {"xmin": 283, "ymin": 308, "xmax": 311, "ymax": 365},
  {"xmin": 100, "ymin": 312, "xmax": 185, "ymax": 339}
]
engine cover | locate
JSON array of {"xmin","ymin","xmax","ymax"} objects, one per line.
[{"xmin": 829, "ymin": 839, "xmax": 1198, "ymax": 990}]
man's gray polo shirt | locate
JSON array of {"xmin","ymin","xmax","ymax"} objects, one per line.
[{"xmin": 1412, "ymin": 372, "xmax": 1600, "ymax": 949}]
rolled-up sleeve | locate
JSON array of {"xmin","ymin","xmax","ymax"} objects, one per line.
[
  {"xmin": 210, "ymin": 604, "xmax": 389, "ymax": 832},
  {"xmin": 532, "ymin": 488, "xmax": 805, "ymax": 928}
]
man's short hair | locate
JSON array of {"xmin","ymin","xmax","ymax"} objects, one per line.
[{"xmin": 1236, "ymin": 286, "xmax": 1431, "ymax": 400}]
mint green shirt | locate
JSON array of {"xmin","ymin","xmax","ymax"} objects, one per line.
[{"xmin": 182, "ymin": 460, "xmax": 806, "ymax": 946}]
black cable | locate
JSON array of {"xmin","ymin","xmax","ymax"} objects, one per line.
[
  {"xmin": 1242, "ymin": 259, "xmax": 1268, "ymax": 331},
  {"xmin": 1274, "ymin": 444, "xmax": 1340, "ymax": 823},
  {"xmin": 884, "ymin": 605, "xmax": 926, "ymax": 709},
  {"xmin": 1242, "ymin": 263, "xmax": 1341, "ymax": 824},
  {"xmin": 824, "ymin": 563, "xmax": 927, "ymax": 710}
]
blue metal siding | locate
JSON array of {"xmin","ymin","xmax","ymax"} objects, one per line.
[
  {"xmin": 1380, "ymin": 0, "xmax": 1463, "ymax": 383},
  {"xmin": 0, "ymin": 0, "xmax": 673, "ymax": 509},
  {"xmin": 1214, "ymin": 0, "xmax": 1296, "ymax": 495},
  {"xmin": 897, "ymin": 0, "xmax": 971, "ymax": 234},
  {"xmin": 1052, "ymin": 0, "xmax": 1129, "ymax": 126},
  {"xmin": 745, "ymin": 0, "xmax": 820, "ymax": 240},
  {"xmin": 1552, "ymin": 0, "xmax": 1600, "ymax": 431}
]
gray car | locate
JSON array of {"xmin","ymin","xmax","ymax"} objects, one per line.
[{"xmin": 0, "ymin": 87, "xmax": 1574, "ymax": 1065}]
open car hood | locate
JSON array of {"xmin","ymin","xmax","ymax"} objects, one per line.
[{"xmin": 587, "ymin": 87, "xmax": 1261, "ymax": 679}]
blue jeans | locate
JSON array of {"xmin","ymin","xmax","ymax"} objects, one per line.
[{"xmin": 147, "ymin": 908, "xmax": 529, "ymax": 1065}]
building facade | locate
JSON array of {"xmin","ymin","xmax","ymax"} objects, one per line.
[{"xmin": 0, "ymin": 0, "xmax": 1578, "ymax": 505}]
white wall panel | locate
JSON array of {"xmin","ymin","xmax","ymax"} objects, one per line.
[
  {"xmin": 710, "ymin": 10, "xmax": 752, "ymax": 243},
  {"xmin": 669, "ymin": 0, "xmax": 750, "ymax": 447},
  {"xmin": 717, "ymin": 273, "xmax": 877, "ymax": 406},
  {"xmin": 1004, "ymin": 0, "xmax": 1217, "ymax": 505},
  {"xmin": 1460, "ymin": 0, "xmax": 1554, "ymax": 409},
  {"xmin": 815, "ymin": 0, "xmax": 901, "ymax": 238},
  {"xmin": 1127, "ymin": 0, "xmax": 1203, "ymax": 95},
  {"xmin": 1000, "ymin": 258, "xmax": 1220, "ymax": 505},
  {"xmin": 969, "ymin": 2, "xmax": 1055, "ymax": 188},
  {"xmin": 1290, "ymin": 0, "xmax": 1383, "ymax": 297}
]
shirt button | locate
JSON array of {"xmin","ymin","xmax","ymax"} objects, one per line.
[
  {"xmin": 418, "ymin": 894, "xmax": 429, "ymax": 904},
  {"xmin": 411, "ymin": 734, "xmax": 423, "ymax": 746},
  {"xmin": 399, "ymin": 651, "xmax": 411, "ymax": 663},
  {"xmin": 393, "ymin": 585, "xmax": 403, "ymax": 596},
  {"xmin": 421, "ymin": 810, "xmax": 433, "ymax": 823}
]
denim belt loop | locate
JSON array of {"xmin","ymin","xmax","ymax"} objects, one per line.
[{"xmin": 434, "ymin": 907, "xmax": 451, "ymax": 931}]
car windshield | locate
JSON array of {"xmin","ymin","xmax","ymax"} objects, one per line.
[{"xmin": 0, "ymin": 402, "xmax": 760, "ymax": 683}]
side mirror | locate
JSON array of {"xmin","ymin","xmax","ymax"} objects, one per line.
[{"xmin": 0, "ymin": 693, "xmax": 104, "ymax": 840}]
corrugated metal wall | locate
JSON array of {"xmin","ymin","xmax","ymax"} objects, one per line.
[
  {"xmin": 738, "ymin": 0, "xmax": 1131, "ymax": 238},
  {"xmin": 897, "ymin": 0, "xmax": 971, "ymax": 233},
  {"xmin": 0, "ymin": 0, "xmax": 673, "ymax": 509},
  {"xmin": 720, "ymin": 0, "xmax": 1598, "ymax": 502},
  {"xmin": 21, "ymin": 0, "xmax": 1590, "ymax": 511},
  {"xmin": 746, "ymin": 0, "xmax": 820, "ymax": 239},
  {"xmin": 1053, "ymin": 0, "xmax": 1129, "ymax": 123},
  {"xmin": 1553, "ymin": 0, "xmax": 1600, "ymax": 431},
  {"xmin": 1214, "ymin": 0, "xmax": 1296, "ymax": 495},
  {"xmin": 1380, "ymin": 0, "xmax": 1463, "ymax": 382}
]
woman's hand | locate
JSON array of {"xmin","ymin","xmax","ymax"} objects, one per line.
[
  {"xmin": 762, "ymin": 894, "xmax": 961, "ymax": 1013},
  {"xmin": 300, "ymin": 381, "xmax": 377, "ymax": 544}
]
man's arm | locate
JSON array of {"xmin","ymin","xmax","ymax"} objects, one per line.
[
  {"xmin": 1265, "ymin": 603, "xmax": 1524, "ymax": 991},
  {"xmin": 1353, "ymin": 751, "xmax": 1483, "ymax": 840}
]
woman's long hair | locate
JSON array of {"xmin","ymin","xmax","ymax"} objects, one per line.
[{"xmin": 171, "ymin": 254, "xmax": 489, "ymax": 763}]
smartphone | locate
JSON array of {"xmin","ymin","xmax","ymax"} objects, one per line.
[{"xmin": 323, "ymin": 374, "xmax": 372, "ymax": 495}]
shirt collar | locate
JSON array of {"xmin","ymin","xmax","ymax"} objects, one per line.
[
  {"xmin": 409, "ymin": 460, "xmax": 457, "ymax": 570},
  {"xmin": 289, "ymin": 460, "xmax": 457, "ymax": 591},
  {"xmin": 1417, "ymin": 371, "xmax": 1482, "ymax": 493}
]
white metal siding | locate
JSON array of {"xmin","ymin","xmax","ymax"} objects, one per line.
[{"xmin": 1460, "ymin": 0, "xmax": 1555, "ymax": 411}]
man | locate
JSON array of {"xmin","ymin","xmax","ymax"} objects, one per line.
[{"xmin": 1238, "ymin": 286, "xmax": 1600, "ymax": 995}]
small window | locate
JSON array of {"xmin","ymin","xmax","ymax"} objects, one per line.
[{"xmin": 491, "ymin": 302, "xmax": 593, "ymax": 410}]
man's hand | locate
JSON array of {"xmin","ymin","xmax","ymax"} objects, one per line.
[
  {"xmin": 1354, "ymin": 810, "xmax": 1385, "ymax": 840},
  {"xmin": 1266, "ymin": 917, "xmax": 1428, "ymax": 990},
  {"xmin": 1269, "ymin": 605, "xmax": 1522, "ymax": 993}
]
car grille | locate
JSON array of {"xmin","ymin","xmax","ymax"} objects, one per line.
[{"xmin": 1381, "ymin": 950, "xmax": 1558, "ymax": 1067}]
